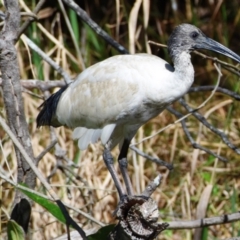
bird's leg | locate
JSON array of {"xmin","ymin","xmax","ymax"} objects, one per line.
[
  {"xmin": 118, "ymin": 139, "xmax": 134, "ymax": 196},
  {"xmin": 103, "ymin": 147, "xmax": 125, "ymax": 199}
]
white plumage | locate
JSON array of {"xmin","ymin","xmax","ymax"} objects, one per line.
[
  {"xmin": 37, "ymin": 24, "xmax": 240, "ymax": 197},
  {"xmin": 54, "ymin": 53, "xmax": 193, "ymax": 150}
]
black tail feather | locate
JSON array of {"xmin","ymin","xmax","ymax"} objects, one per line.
[{"xmin": 37, "ymin": 84, "xmax": 69, "ymax": 127}]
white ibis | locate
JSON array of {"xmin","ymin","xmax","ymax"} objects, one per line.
[{"xmin": 37, "ymin": 24, "xmax": 240, "ymax": 198}]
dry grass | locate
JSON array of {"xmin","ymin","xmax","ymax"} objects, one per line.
[{"xmin": 1, "ymin": 0, "xmax": 240, "ymax": 239}]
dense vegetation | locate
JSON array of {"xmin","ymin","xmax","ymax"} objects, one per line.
[{"xmin": 1, "ymin": 0, "xmax": 240, "ymax": 239}]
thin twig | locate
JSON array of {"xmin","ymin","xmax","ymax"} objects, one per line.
[
  {"xmin": 167, "ymin": 106, "xmax": 228, "ymax": 162},
  {"xmin": 61, "ymin": 0, "xmax": 129, "ymax": 54},
  {"xmin": 0, "ymin": 170, "xmax": 105, "ymax": 227},
  {"xmin": 0, "ymin": 116, "xmax": 58, "ymax": 200},
  {"xmin": 189, "ymin": 86, "xmax": 240, "ymax": 100},
  {"xmin": 58, "ymin": 0, "xmax": 85, "ymax": 70},
  {"xmin": 17, "ymin": 0, "xmax": 46, "ymax": 38},
  {"xmin": 130, "ymin": 146, "xmax": 173, "ymax": 170},
  {"xmin": 141, "ymin": 174, "xmax": 162, "ymax": 197},
  {"xmin": 193, "ymin": 50, "xmax": 240, "ymax": 74},
  {"xmin": 35, "ymin": 139, "xmax": 58, "ymax": 164},
  {"xmin": 0, "ymin": 116, "xmax": 87, "ymax": 239},
  {"xmin": 179, "ymin": 98, "xmax": 240, "ymax": 155},
  {"xmin": 21, "ymin": 34, "xmax": 72, "ymax": 84},
  {"xmin": 148, "ymin": 40, "xmax": 240, "ymax": 74}
]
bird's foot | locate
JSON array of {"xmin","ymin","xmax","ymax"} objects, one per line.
[{"xmin": 119, "ymin": 194, "xmax": 149, "ymax": 204}]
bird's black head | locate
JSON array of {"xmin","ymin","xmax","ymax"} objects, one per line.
[{"xmin": 168, "ymin": 23, "xmax": 240, "ymax": 63}]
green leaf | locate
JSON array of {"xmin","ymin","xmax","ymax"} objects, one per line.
[
  {"xmin": 18, "ymin": 185, "xmax": 66, "ymax": 224},
  {"xmin": 69, "ymin": 9, "xmax": 79, "ymax": 43},
  {"xmin": 88, "ymin": 224, "xmax": 115, "ymax": 240},
  {"xmin": 201, "ymin": 172, "xmax": 211, "ymax": 183},
  {"xmin": 202, "ymin": 227, "xmax": 209, "ymax": 240},
  {"xmin": 162, "ymin": 229, "xmax": 173, "ymax": 238},
  {"xmin": 7, "ymin": 220, "xmax": 25, "ymax": 240}
]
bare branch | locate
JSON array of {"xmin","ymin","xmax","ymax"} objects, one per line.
[
  {"xmin": 21, "ymin": 34, "xmax": 72, "ymax": 84},
  {"xmin": 0, "ymin": 0, "xmax": 36, "ymax": 199},
  {"xmin": 189, "ymin": 86, "xmax": 240, "ymax": 100},
  {"xmin": 110, "ymin": 174, "xmax": 168, "ymax": 239},
  {"xmin": 167, "ymin": 211, "xmax": 240, "ymax": 229},
  {"xmin": 35, "ymin": 139, "xmax": 57, "ymax": 164},
  {"xmin": 0, "ymin": 78, "xmax": 67, "ymax": 91},
  {"xmin": 179, "ymin": 98, "xmax": 240, "ymax": 155},
  {"xmin": 0, "ymin": 116, "xmax": 58, "ymax": 200},
  {"xmin": 193, "ymin": 50, "xmax": 240, "ymax": 76},
  {"xmin": 130, "ymin": 146, "xmax": 173, "ymax": 170},
  {"xmin": 141, "ymin": 174, "xmax": 162, "ymax": 197},
  {"xmin": 18, "ymin": 0, "xmax": 46, "ymax": 38},
  {"xmin": 0, "ymin": 115, "xmax": 87, "ymax": 239},
  {"xmin": 167, "ymin": 106, "xmax": 228, "ymax": 162},
  {"xmin": 61, "ymin": 0, "xmax": 129, "ymax": 54},
  {"xmin": 148, "ymin": 41, "xmax": 240, "ymax": 75}
]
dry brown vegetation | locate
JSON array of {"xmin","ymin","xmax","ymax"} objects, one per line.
[{"xmin": 1, "ymin": 0, "xmax": 240, "ymax": 239}]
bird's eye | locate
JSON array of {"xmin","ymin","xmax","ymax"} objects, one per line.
[{"xmin": 190, "ymin": 31, "xmax": 199, "ymax": 39}]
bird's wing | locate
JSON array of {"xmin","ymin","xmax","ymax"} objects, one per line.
[
  {"xmin": 56, "ymin": 54, "xmax": 171, "ymax": 128},
  {"xmin": 55, "ymin": 54, "xmax": 173, "ymax": 149}
]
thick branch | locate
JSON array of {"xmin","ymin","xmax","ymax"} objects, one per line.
[
  {"xmin": 0, "ymin": 0, "xmax": 36, "ymax": 190},
  {"xmin": 109, "ymin": 174, "xmax": 169, "ymax": 240}
]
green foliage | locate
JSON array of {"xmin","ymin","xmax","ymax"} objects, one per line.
[
  {"xmin": 28, "ymin": 23, "xmax": 44, "ymax": 80},
  {"xmin": 201, "ymin": 172, "xmax": 211, "ymax": 184},
  {"xmin": 88, "ymin": 224, "xmax": 115, "ymax": 240},
  {"xmin": 19, "ymin": 185, "xmax": 66, "ymax": 224},
  {"xmin": 161, "ymin": 229, "xmax": 173, "ymax": 239},
  {"xmin": 69, "ymin": 9, "xmax": 80, "ymax": 43},
  {"xmin": 84, "ymin": 23, "xmax": 107, "ymax": 61},
  {"xmin": 2, "ymin": 0, "xmax": 240, "ymax": 239},
  {"xmin": 202, "ymin": 227, "xmax": 208, "ymax": 240},
  {"xmin": 212, "ymin": 185, "xmax": 220, "ymax": 197},
  {"xmin": 7, "ymin": 220, "xmax": 25, "ymax": 240}
]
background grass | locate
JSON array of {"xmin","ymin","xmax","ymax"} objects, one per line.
[{"xmin": 1, "ymin": 0, "xmax": 240, "ymax": 239}]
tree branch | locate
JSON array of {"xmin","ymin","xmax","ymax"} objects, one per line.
[
  {"xmin": 167, "ymin": 211, "xmax": 240, "ymax": 229},
  {"xmin": 167, "ymin": 106, "xmax": 228, "ymax": 162},
  {"xmin": 179, "ymin": 98, "xmax": 240, "ymax": 155},
  {"xmin": 17, "ymin": 0, "xmax": 46, "ymax": 38},
  {"xmin": 0, "ymin": 0, "xmax": 36, "ymax": 197},
  {"xmin": 109, "ymin": 174, "xmax": 169, "ymax": 240},
  {"xmin": 61, "ymin": 0, "xmax": 129, "ymax": 54}
]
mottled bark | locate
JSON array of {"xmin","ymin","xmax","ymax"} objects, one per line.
[{"xmin": 0, "ymin": 0, "xmax": 36, "ymax": 206}]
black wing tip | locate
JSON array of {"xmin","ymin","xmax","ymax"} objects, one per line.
[
  {"xmin": 36, "ymin": 104, "xmax": 52, "ymax": 128},
  {"xmin": 36, "ymin": 84, "xmax": 69, "ymax": 128}
]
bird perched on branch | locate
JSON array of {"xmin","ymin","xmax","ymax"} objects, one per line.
[{"xmin": 37, "ymin": 24, "xmax": 240, "ymax": 199}]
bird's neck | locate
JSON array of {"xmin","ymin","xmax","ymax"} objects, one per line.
[
  {"xmin": 147, "ymin": 51, "xmax": 195, "ymax": 105},
  {"xmin": 172, "ymin": 51, "xmax": 194, "ymax": 87},
  {"xmin": 144, "ymin": 51, "xmax": 195, "ymax": 110}
]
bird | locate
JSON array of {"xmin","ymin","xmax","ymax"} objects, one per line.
[{"xmin": 37, "ymin": 24, "xmax": 240, "ymax": 199}]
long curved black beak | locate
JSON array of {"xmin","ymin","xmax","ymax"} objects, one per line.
[{"xmin": 195, "ymin": 37, "xmax": 240, "ymax": 63}]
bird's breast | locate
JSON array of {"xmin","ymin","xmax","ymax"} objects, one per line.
[{"xmin": 55, "ymin": 53, "xmax": 189, "ymax": 129}]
